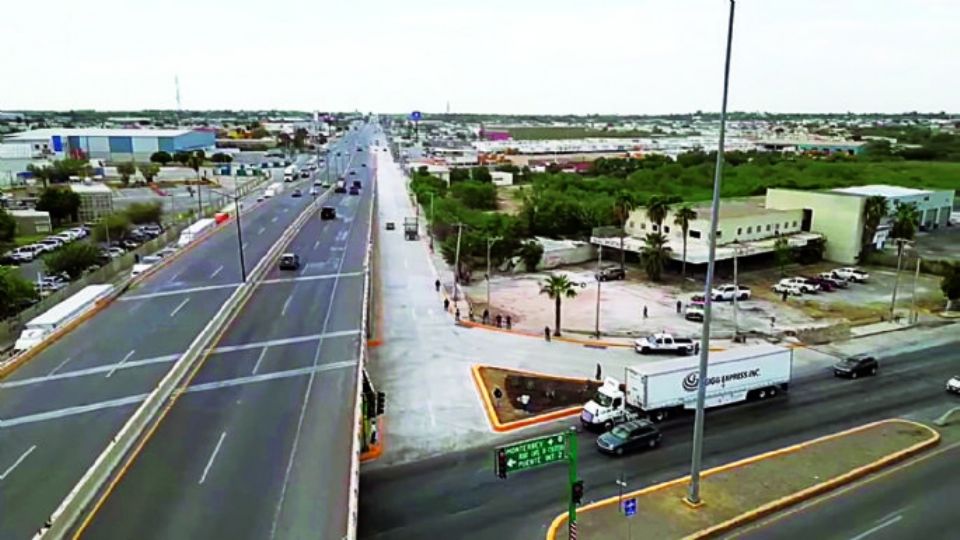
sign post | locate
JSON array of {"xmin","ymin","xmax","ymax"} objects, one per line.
[
  {"xmin": 567, "ymin": 427, "xmax": 578, "ymax": 539},
  {"xmin": 623, "ymin": 497, "xmax": 636, "ymax": 540},
  {"xmin": 410, "ymin": 110, "xmax": 422, "ymax": 141},
  {"xmin": 493, "ymin": 432, "xmax": 567, "ymax": 478}
]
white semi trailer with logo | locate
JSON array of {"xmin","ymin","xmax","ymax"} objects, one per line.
[{"xmin": 580, "ymin": 344, "xmax": 792, "ymax": 430}]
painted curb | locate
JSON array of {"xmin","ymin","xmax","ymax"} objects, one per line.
[
  {"xmin": 471, "ymin": 364, "xmax": 590, "ymax": 433},
  {"xmin": 544, "ymin": 418, "xmax": 940, "ymax": 540}
]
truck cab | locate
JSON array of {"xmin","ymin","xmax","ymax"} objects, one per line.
[{"xmin": 581, "ymin": 377, "xmax": 640, "ymax": 431}]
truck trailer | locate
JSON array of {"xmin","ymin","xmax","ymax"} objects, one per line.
[{"xmin": 581, "ymin": 344, "xmax": 792, "ymax": 430}]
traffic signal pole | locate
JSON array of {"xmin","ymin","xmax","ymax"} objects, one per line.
[{"xmin": 567, "ymin": 426, "xmax": 579, "ymax": 539}]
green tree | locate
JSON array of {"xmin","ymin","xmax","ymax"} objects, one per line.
[
  {"xmin": 0, "ymin": 208, "xmax": 17, "ymax": 243},
  {"xmin": 471, "ymin": 166, "xmax": 493, "ymax": 183},
  {"xmin": 43, "ymin": 242, "xmax": 100, "ymax": 279},
  {"xmin": 449, "ymin": 181, "xmax": 497, "ymax": 210},
  {"xmin": 138, "ymin": 162, "xmax": 161, "ymax": 183},
  {"xmin": 0, "ymin": 267, "xmax": 37, "ymax": 318},
  {"xmin": 210, "ymin": 152, "xmax": 233, "ymax": 163},
  {"xmin": 93, "ymin": 213, "xmax": 131, "ymax": 243},
  {"xmin": 35, "ymin": 188, "xmax": 81, "ymax": 226},
  {"xmin": 449, "ymin": 168, "xmax": 470, "ymax": 183},
  {"xmin": 640, "ymin": 232, "xmax": 671, "ymax": 281},
  {"xmin": 645, "ymin": 195, "xmax": 670, "ymax": 231},
  {"xmin": 293, "ymin": 128, "xmax": 308, "ymax": 151},
  {"xmin": 860, "ymin": 195, "xmax": 888, "ymax": 258},
  {"xmin": 539, "ymin": 273, "xmax": 578, "ymax": 336},
  {"xmin": 27, "ymin": 158, "xmax": 93, "ymax": 187},
  {"xmin": 941, "ymin": 262, "xmax": 960, "ymax": 311},
  {"xmin": 27, "ymin": 163, "xmax": 54, "ymax": 189},
  {"xmin": 518, "ymin": 240, "xmax": 544, "ymax": 271},
  {"xmin": 187, "ymin": 151, "xmax": 204, "ymax": 185},
  {"xmin": 277, "ymin": 133, "xmax": 293, "ymax": 155},
  {"xmin": 673, "ymin": 205, "xmax": 697, "ymax": 279},
  {"xmin": 173, "ymin": 151, "xmax": 191, "ymax": 165},
  {"xmin": 774, "ymin": 235, "xmax": 791, "ymax": 277},
  {"xmin": 116, "ymin": 162, "xmax": 136, "ymax": 186},
  {"xmin": 613, "ymin": 191, "xmax": 638, "ymax": 272},
  {"xmin": 125, "ymin": 201, "xmax": 163, "ymax": 225},
  {"xmin": 890, "ymin": 201, "xmax": 921, "ymax": 242},
  {"xmin": 150, "ymin": 151, "xmax": 173, "ymax": 165}
]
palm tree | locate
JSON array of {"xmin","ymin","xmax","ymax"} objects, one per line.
[
  {"xmin": 860, "ymin": 195, "xmax": 888, "ymax": 257},
  {"xmin": 539, "ymin": 274, "xmax": 579, "ymax": 336},
  {"xmin": 640, "ymin": 233, "xmax": 671, "ymax": 281},
  {"xmin": 673, "ymin": 205, "xmax": 697, "ymax": 279},
  {"xmin": 891, "ymin": 201, "xmax": 921, "ymax": 243},
  {"xmin": 645, "ymin": 195, "xmax": 670, "ymax": 231},
  {"xmin": 773, "ymin": 235, "xmax": 790, "ymax": 277},
  {"xmin": 613, "ymin": 191, "xmax": 638, "ymax": 272}
]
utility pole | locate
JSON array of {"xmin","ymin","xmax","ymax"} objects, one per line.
[
  {"xmin": 732, "ymin": 242, "xmax": 739, "ymax": 338},
  {"xmin": 688, "ymin": 0, "xmax": 736, "ymax": 507},
  {"xmin": 594, "ymin": 247, "xmax": 603, "ymax": 338},
  {"xmin": 910, "ymin": 254, "xmax": 921, "ymax": 324},
  {"xmin": 566, "ymin": 426, "xmax": 579, "ymax": 540},
  {"xmin": 453, "ymin": 223, "xmax": 464, "ymax": 303},
  {"xmin": 234, "ymin": 194, "xmax": 247, "ymax": 282},
  {"xmin": 890, "ymin": 238, "xmax": 910, "ymax": 322},
  {"xmin": 486, "ymin": 236, "xmax": 501, "ymax": 308}
]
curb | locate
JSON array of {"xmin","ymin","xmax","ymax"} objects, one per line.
[
  {"xmin": 458, "ymin": 320, "xmax": 635, "ymax": 349},
  {"xmin": 471, "ymin": 364, "xmax": 589, "ymax": 433},
  {"xmin": 544, "ymin": 418, "xmax": 940, "ymax": 540}
]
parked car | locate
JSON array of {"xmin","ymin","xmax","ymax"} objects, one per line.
[
  {"xmin": 32, "ymin": 242, "xmax": 55, "ymax": 254},
  {"xmin": 831, "ymin": 267, "xmax": 869, "ymax": 283},
  {"xmin": 157, "ymin": 246, "xmax": 178, "ymax": 258},
  {"xmin": 141, "ymin": 255, "xmax": 163, "ymax": 265},
  {"xmin": 780, "ymin": 277, "xmax": 819, "ymax": 294},
  {"xmin": 805, "ymin": 276, "xmax": 837, "ymax": 292},
  {"xmin": 833, "ymin": 354, "xmax": 879, "ymax": 379},
  {"xmin": 772, "ymin": 280, "xmax": 805, "ymax": 296},
  {"xmin": 817, "ymin": 272, "xmax": 849, "ymax": 288},
  {"xmin": 596, "ymin": 420, "xmax": 662, "ymax": 456},
  {"xmin": 106, "ymin": 247, "xmax": 126, "ymax": 258},
  {"xmin": 712, "ymin": 284, "xmax": 751, "ymax": 301},
  {"xmin": 596, "ymin": 267, "xmax": 626, "ymax": 281},
  {"xmin": 121, "ymin": 239, "xmax": 140, "ymax": 250},
  {"xmin": 278, "ymin": 252, "xmax": 301, "ymax": 270},
  {"xmin": 52, "ymin": 233, "xmax": 76, "ymax": 244},
  {"xmin": 684, "ymin": 301, "xmax": 705, "ymax": 322}
]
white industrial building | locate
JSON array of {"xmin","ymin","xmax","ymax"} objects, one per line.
[{"xmin": 1, "ymin": 128, "xmax": 215, "ymax": 162}]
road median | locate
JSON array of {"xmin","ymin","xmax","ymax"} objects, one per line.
[{"xmin": 546, "ymin": 418, "xmax": 939, "ymax": 540}]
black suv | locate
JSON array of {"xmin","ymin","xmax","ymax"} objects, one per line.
[
  {"xmin": 833, "ymin": 354, "xmax": 878, "ymax": 379},
  {"xmin": 278, "ymin": 253, "xmax": 301, "ymax": 271},
  {"xmin": 596, "ymin": 420, "xmax": 661, "ymax": 456},
  {"xmin": 320, "ymin": 207, "xmax": 336, "ymax": 220},
  {"xmin": 596, "ymin": 267, "xmax": 625, "ymax": 281}
]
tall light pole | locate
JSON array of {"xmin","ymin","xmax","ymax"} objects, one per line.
[
  {"xmin": 453, "ymin": 223, "xmax": 464, "ymax": 303},
  {"xmin": 890, "ymin": 238, "xmax": 911, "ymax": 321},
  {"xmin": 594, "ymin": 246, "xmax": 603, "ymax": 338},
  {"xmin": 732, "ymin": 241, "xmax": 740, "ymax": 337},
  {"xmin": 910, "ymin": 252, "xmax": 921, "ymax": 324},
  {"xmin": 687, "ymin": 0, "xmax": 736, "ymax": 507},
  {"xmin": 486, "ymin": 236, "xmax": 501, "ymax": 308},
  {"xmin": 208, "ymin": 187, "xmax": 247, "ymax": 282}
]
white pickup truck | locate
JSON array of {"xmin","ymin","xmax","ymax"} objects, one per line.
[
  {"xmin": 634, "ymin": 333, "xmax": 700, "ymax": 356},
  {"xmin": 711, "ymin": 284, "xmax": 751, "ymax": 301}
]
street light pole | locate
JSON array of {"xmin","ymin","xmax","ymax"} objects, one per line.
[
  {"xmin": 234, "ymin": 195, "xmax": 247, "ymax": 282},
  {"xmin": 910, "ymin": 253, "xmax": 921, "ymax": 324},
  {"xmin": 733, "ymin": 242, "xmax": 739, "ymax": 337},
  {"xmin": 453, "ymin": 223, "xmax": 464, "ymax": 303},
  {"xmin": 486, "ymin": 236, "xmax": 501, "ymax": 308},
  {"xmin": 687, "ymin": 0, "xmax": 736, "ymax": 507},
  {"xmin": 594, "ymin": 247, "xmax": 603, "ymax": 339},
  {"xmin": 890, "ymin": 238, "xmax": 910, "ymax": 322}
]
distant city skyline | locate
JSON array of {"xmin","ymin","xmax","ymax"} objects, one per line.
[{"xmin": 1, "ymin": 0, "xmax": 957, "ymax": 114}]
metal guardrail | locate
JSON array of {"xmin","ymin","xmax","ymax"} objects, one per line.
[{"xmin": 35, "ymin": 183, "xmax": 335, "ymax": 540}]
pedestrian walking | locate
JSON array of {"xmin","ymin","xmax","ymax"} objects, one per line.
[
  {"xmin": 482, "ymin": 308, "xmax": 490, "ymax": 324},
  {"xmin": 781, "ymin": 290, "xmax": 788, "ymax": 302},
  {"xmin": 544, "ymin": 326, "xmax": 552, "ymax": 342},
  {"xmin": 443, "ymin": 298, "xmax": 450, "ymax": 311},
  {"xmin": 676, "ymin": 299, "xmax": 682, "ymax": 314},
  {"xmin": 496, "ymin": 314, "xmax": 503, "ymax": 328},
  {"xmin": 643, "ymin": 305, "xmax": 648, "ymax": 319},
  {"xmin": 506, "ymin": 315, "xmax": 512, "ymax": 329},
  {"xmin": 595, "ymin": 363, "xmax": 602, "ymax": 381},
  {"xmin": 434, "ymin": 279, "xmax": 441, "ymax": 292},
  {"xmin": 469, "ymin": 309, "xmax": 475, "ymax": 322},
  {"xmin": 455, "ymin": 308, "xmax": 461, "ymax": 321}
]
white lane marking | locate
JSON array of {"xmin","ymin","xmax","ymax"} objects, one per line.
[
  {"xmin": 170, "ymin": 298, "xmax": 191, "ymax": 317},
  {"xmin": 105, "ymin": 350, "xmax": 136, "ymax": 378},
  {"xmin": 1, "ymin": 354, "xmax": 182, "ymax": 389},
  {"xmin": 258, "ymin": 227, "xmax": 265, "ymax": 235},
  {"xmin": 271, "ymin": 216, "xmax": 278, "ymax": 223},
  {"xmin": 313, "ymin": 240, "xmax": 320, "ymax": 250},
  {"xmin": 120, "ymin": 283, "xmax": 239, "ymax": 301},
  {"xmin": 243, "ymin": 242, "xmax": 249, "ymax": 251},
  {"xmin": 186, "ymin": 361, "xmax": 356, "ymax": 393},
  {"xmin": 260, "ymin": 271, "xmax": 363, "ymax": 285},
  {"xmin": 849, "ymin": 515, "xmax": 903, "ymax": 540},
  {"xmin": 280, "ymin": 295, "xmax": 293, "ymax": 317},
  {"xmin": 0, "ymin": 445, "xmax": 37, "ymax": 480},
  {"xmin": 198, "ymin": 431, "xmax": 227, "ymax": 485},
  {"xmin": 210, "ymin": 265, "xmax": 223, "ymax": 279},
  {"xmin": 210, "ymin": 330, "xmax": 361, "ymax": 354},
  {"xmin": 167, "ymin": 270, "xmax": 183, "ymax": 283},
  {"xmin": 0, "ymin": 393, "xmax": 148, "ymax": 428},
  {"xmin": 252, "ymin": 347, "xmax": 269, "ymax": 375},
  {"xmin": 47, "ymin": 356, "xmax": 73, "ymax": 377}
]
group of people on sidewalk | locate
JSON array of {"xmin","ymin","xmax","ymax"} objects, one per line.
[{"xmin": 436, "ymin": 279, "xmax": 511, "ymax": 328}]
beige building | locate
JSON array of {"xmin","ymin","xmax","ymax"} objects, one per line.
[
  {"xmin": 69, "ymin": 183, "xmax": 114, "ymax": 222},
  {"xmin": 9, "ymin": 209, "xmax": 52, "ymax": 236}
]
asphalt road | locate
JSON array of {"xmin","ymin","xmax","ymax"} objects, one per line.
[
  {"xmin": 78, "ymin": 124, "xmax": 379, "ymax": 539},
  {"xmin": 0, "ymin": 133, "xmax": 363, "ymax": 539},
  {"xmin": 728, "ymin": 439, "xmax": 960, "ymax": 540},
  {"xmin": 358, "ymin": 341, "xmax": 960, "ymax": 540}
]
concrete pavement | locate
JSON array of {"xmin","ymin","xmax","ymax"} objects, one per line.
[{"xmin": 0, "ymin": 140, "xmax": 356, "ymax": 539}]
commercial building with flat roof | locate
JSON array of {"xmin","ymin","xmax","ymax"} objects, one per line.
[
  {"xmin": 69, "ymin": 183, "xmax": 114, "ymax": 222},
  {"xmin": 2, "ymin": 128, "xmax": 215, "ymax": 162}
]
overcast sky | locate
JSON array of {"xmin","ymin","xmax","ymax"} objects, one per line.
[{"xmin": 2, "ymin": 0, "xmax": 957, "ymax": 114}]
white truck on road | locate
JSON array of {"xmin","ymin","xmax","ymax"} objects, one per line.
[
  {"xmin": 634, "ymin": 333, "xmax": 700, "ymax": 356},
  {"xmin": 14, "ymin": 285, "xmax": 114, "ymax": 352},
  {"xmin": 176, "ymin": 218, "xmax": 216, "ymax": 248},
  {"xmin": 283, "ymin": 165, "xmax": 297, "ymax": 182},
  {"xmin": 581, "ymin": 344, "xmax": 793, "ymax": 430}
]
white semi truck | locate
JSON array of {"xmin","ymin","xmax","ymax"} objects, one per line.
[{"xmin": 581, "ymin": 344, "xmax": 793, "ymax": 430}]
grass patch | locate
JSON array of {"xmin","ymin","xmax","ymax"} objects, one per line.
[
  {"xmin": 553, "ymin": 420, "xmax": 937, "ymax": 540},
  {"xmin": 476, "ymin": 366, "xmax": 600, "ymax": 424}
]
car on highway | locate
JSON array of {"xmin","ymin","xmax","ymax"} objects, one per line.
[
  {"xmin": 831, "ymin": 267, "xmax": 869, "ymax": 283},
  {"xmin": 321, "ymin": 206, "xmax": 337, "ymax": 220},
  {"xmin": 833, "ymin": 354, "xmax": 879, "ymax": 379},
  {"xmin": 292, "ymin": 188, "xmax": 303, "ymax": 198},
  {"xmin": 596, "ymin": 420, "xmax": 662, "ymax": 456},
  {"xmin": 352, "ymin": 180, "xmax": 362, "ymax": 189},
  {"xmin": 361, "ymin": 163, "xmax": 367, "ymax": 167},
  {"xmin": 309, "ymin": 187, "xmax": 319, "ymax": 196},
  {"xmin": 278, "ymin": 252, "xmax": 301, "ymax": 270},
  {"xmin": 385, "ymin": 222, "xmax": 395, "ymax": 230},
  {"xmin": 313, "ymin": 179, "xmax": 322, "ymax": 187},
  {"xmin": 596, "ymin": 267, "xmax": 625, "ymax": 281},
  {"xmin": 947, "ymin": 375, "xmax": 960, "ymax": 395},
  {"xmin": 349, "ymin": 170, "xmax": 357, "ymax": 175},
  {"xmin": 349, "ymin": 186, "xmax": 360, "ymax": 195}
]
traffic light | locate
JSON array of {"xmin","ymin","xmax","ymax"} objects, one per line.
[
  {"xmin": 571, "ymin": 480, "xmax": 584, "ymax": 505},
  {"xmin": 496, "ymin": 449, "xmax": 507, "ymax": 479},
  {"xmin": 375, "ymin": 391, "xmax": 386, "ymax": 416},
  {"xmin": 365, "ymin": 396, "xmax": 376, "ymax": 418}
]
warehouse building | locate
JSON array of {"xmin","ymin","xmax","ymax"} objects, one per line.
[
  {"xmin": 1, "ymin": 128, "xmax": 215, "ymax": 162},
  {"xmin": 69, "ymin": 183, "xmax": 114, "ymax": 222}
]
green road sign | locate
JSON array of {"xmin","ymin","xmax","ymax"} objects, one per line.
[{"xmin": 495, "ymin": 432, "xmax": 567, "ymax": 478}]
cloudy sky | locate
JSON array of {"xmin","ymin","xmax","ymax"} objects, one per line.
[{"xmin": 2, "ymin": 0, "xmax": 957, "ymax": 114}]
